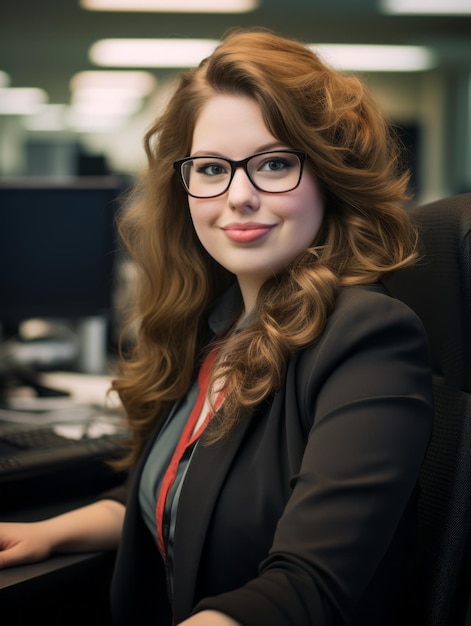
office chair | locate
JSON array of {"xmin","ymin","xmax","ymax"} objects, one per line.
[{"xmin": 383, "ymin": 192, "xmax": 471, "ymax": 626}]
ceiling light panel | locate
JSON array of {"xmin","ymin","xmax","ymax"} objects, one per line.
[
  {"xmin": 89, "ymin": 38, "xmax": 436, "ymax": 73},
  {"xmin": 0, "ymin": 88, "xmax": 48, "ymax": 115},
  {"xmin": 80, "ymin": 0, "xmax": 258, "ymax": 12},
  {"xmin": 23, "ymin": 105, "xmax": 68, "ymax": 131},
  {"xmin": 89, "ymin": 39, "xmax": 220, "ymax": 68},
  {"xmin": 70, "ymin": 71, "xmax": 157, "ymax": 96},
  {"xmin": 312, "ymin": 44, "xmax": 436, "ymax": 72},
  {"xmin": 67, "ymin": 110, "xmax": 129, "ymax": 132},
  {"xmin": 381, "ymin": 0, "xmax": 471, "ymax": 14}
]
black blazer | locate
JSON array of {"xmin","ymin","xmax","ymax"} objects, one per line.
[{"xmin": 109, "ymin": 284, "xmax": 433, "ymax": 626}]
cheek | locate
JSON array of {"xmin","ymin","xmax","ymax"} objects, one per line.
[
  {"xmin": 188, "ymin": 198, "xmax": 198, "ymax": 225},
  {"xmin": 308, "ymin": 204, "xmax": 324, "ymax": 239},
  {"xmin": 188, "ymin": 200, "xmax": 206, "ymax": 233},
  {"xmin": 188, "ymin": 201, "xmax": 215, "ymax": 247},
  {"xmin": 284, "ymin": 193, "xmax": 324, "ymax": 239},
  {"xmin": 188, "ymin": 198, "xmax": 215, "ymax": 224},
  {"xmin": 295, "ymin": 212, "xmax": 323, "ymax": 251},
  {"xmin": 297, "ymin": 180, "xmax": 325, "ymax": 240}
]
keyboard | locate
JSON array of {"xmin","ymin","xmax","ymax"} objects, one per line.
[{"xmin": 0, "ymin": 419, "xmax": 129, "ymax": 483}]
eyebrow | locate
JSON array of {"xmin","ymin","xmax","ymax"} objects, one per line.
[{"xmin": 190, "ymin": 142, "xmax": 290, "ymax": 158}]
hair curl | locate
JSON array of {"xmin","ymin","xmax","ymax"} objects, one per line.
[{"xmin": 111, "ymin": 28, "xmax": 416, "ymax": 467}]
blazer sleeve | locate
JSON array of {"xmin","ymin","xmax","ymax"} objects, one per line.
[{"xmin": 193, "ymin": 285, "xmax": 434, "ymax": 625}]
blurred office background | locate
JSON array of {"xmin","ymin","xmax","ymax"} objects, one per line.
[
  {"xmin": 1, "ymin": 0, "xmax": 470, "ymax": 201},
  {"xmin": 0, "ymin": 0, "xmax": 470, "ymax": 376}
]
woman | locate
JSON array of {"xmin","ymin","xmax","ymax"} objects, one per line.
[{"xmin": 0, "ymin": 29, "xmax": 433, "ymax": 626}]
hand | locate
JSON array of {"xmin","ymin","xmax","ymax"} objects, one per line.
[
  {"xmin": 0, "ymin": 499, "xmax": 125, "ymax": 570},
  {"xmin": 0, "ymin": 521, "xmax": 54, "ymax": 569},
  {"xmin": 178, "ymin": 611, "xmax": 242, "ymax": 626}
]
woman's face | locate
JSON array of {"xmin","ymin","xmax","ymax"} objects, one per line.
[{"xmin": 187, "ymin": 94, "xmax": 324, "ymax": 298}]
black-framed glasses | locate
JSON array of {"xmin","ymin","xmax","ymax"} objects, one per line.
[{"xmin": 173, "ymin": 149, "xmax": 307, "ymax": 199}]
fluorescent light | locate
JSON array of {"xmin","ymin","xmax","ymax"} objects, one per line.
[
  {"xmin": 70, "ymin": 70, "xmax": 157, "ymax": 96},
  {"xmin": 0, "ymin": 88, "xmax": 48, "ymax": 115},
  {"xmin": 89, "ymin": 39, "xmax": 435, "ymax": 73},
  {"xmin": 80, "ymin": 0, "xmax": 258, "ymax": 12},
  {"xmin": 70, "ymin": 98, "xmax": 142, "ymax": 116},
  {"xmin": 311, "ymin": 44, "xmax": 436, "ymax": 72},
  {"xmin": 69, "ymin": 71, "xmax": 155, "ymax": 130},
  {"xmin": 22, "ymin": 104, "xmax": 68, "ymax": 131},
  {"xmin": 381, "ymin": 0, "xmax": 471, "ymax": 14},
  {"xmin": 68, "ymin": 118, "xmax": 129, "ymax": 132},
  {"xmin": 67, "ymin": 108, "xmax": 130, "ymax": 132},
  {"xmin": 90, "ymin": 38, "xmax": 219, "ymax": 68},
  {"xmin": 73, "ymin": 87, "xmax": 146, "ymax": 102}
]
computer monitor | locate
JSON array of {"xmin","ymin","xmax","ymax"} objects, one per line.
[{"xmin": 0, "ymin": 177, "xmax": 125, "ymax": 376}]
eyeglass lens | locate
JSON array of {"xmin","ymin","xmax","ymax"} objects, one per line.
[{"xmin": 180, "ymin": 151, "xmax": 303, "ymax": 198}]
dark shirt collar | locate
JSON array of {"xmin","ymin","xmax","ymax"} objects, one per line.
[{"xmin": 208, "ymin": 283, "xmax": 243, "ymax": 336}]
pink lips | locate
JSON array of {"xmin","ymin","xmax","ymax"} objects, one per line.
[{"xmin": 222, "ymin": 223, "xmax": 274, "ymax": 243}]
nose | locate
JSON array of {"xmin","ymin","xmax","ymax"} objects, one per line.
[{"xmin": 227, "ymin": 167, "xmax": 260, "ymax": 211}]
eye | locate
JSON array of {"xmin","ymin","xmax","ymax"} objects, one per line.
[
  {"xmin": 260, "ymin": 158, "xmax": 288, "ymax": 172},
  {"xmin": 195, "ymin": 160, "xmax": 229, "ymax": 177},
  {"xmin": 256, "ymin": 153, "xmax": 300, "ymax": 176}
]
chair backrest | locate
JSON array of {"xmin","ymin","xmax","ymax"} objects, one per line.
[{"xmin": 383, "ymin": 192, "xmax": 471, "ymax": 626}]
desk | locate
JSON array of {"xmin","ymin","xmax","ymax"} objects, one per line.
[
  {"xmin": 1, "ymin": 552, "xmax": 116, "ymax": 626},
  {"xmin": 0, "ymin": 373, "xmax": 125, "ymax": 625},
  {"xmin": 0, "ymin": 497, "xmax": 117, "ymax": 626}
]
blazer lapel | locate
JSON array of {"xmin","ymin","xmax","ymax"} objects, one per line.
[{"xmin": 171, "ymin": 415, "xmax": 252, "ymax": 622}]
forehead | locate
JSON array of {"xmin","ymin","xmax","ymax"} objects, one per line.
[{"xmin": 191, "ymin": 94, "xmax": 280, "ymax": 157}]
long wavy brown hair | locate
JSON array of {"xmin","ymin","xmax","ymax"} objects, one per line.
[{"xmin": 111, "ymin": 28, "xmax": 417, "ymax": 469}]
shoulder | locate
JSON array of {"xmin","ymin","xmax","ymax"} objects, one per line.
[
  {"xmin": 292, "ymin": 283, "xmax": 431, "ymax": 397},
  {"xmin": 334, "ymin": 282, "xmax": 419, "ymax": 317},
  {"xmin": 324, "ymin": 283, "xmax": 427, "ymax": 342},
  {"xmin": 291, "ymin": 283, "xmax": 433, "ymax": 429}
]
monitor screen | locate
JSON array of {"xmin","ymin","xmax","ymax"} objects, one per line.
[{"xmin": 0, "ymin": 178, "xmax": 124, "ymax": 328}]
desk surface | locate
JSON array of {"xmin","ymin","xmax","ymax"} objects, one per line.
[
  {"xmin": 0, "ymin": 496, "xmax": 116, "ymax": 625},
  {"xmin": 0, "ymin": 550, "xmax": 105, "ymax": 591},
  {"xmin": 0, "ymin": 494, "xmax": 107, "ymax": 589},
  {"xmin": 0, "ymin": 374, "xmax": 124, "ymax": 624}
]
